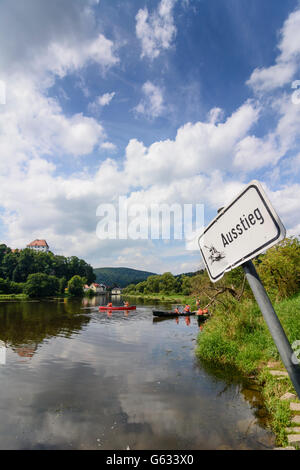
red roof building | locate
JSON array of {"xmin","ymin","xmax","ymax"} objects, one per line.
[{"xmin": 26, "ymin": 239, "xmax": 49, "ymax": 252}]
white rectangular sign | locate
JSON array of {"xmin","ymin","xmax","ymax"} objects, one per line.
[{"xmin": 198, "ymin": 180, "xmax": 286, "ymax": 282}]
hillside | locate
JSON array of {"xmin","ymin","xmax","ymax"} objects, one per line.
[{"xmin": 93, "ymin": 267, "xmax": 156, "ymax": 288}]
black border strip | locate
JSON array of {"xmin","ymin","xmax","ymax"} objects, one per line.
[{"xmin": 199, "ymin": 184, "xmax": 282, "ymax": 281}]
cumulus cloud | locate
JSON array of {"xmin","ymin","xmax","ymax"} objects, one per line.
[
  {"xmin": 247, "ymin": 8, "xmax": 300, "ymax": 92},
  {"xmin": 129, "ymin": 101, "xmax": 259, "ymax": 184},
  {"xmin": 0, "ymin": 0, "xmax": 118, "ymax": 82},
  {"xmin": 134, "ymin": 81, "xmax": 165, "ymax": 119},
  {"xmin": 1, "ymin": 1, "xmax": 300, "ymax": 273},
  {"xmin": 100, "ymin": 142, "xmax": 117, "ymax": 151},
  {"xmin": 0, "ymin": 76, "xmax": 105, "ymax": 160},
  {"xmin": 39, "ymin": 34, "xmax": 118, "ymax": 80},
  {"xmin": 136, "ymin": 0, "xmax": 177, "ymax": 59}
]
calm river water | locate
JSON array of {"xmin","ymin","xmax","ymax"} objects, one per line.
[{"xmin": 0, "ymin": 296, "xmax": 275, "ymax": 450}]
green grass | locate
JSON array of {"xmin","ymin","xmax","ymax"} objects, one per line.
[
  {"xmin": 196, "ymin": 292, "xmax": 300, "ymax": 446},
  {"xmin": 196, "ymin": 293, "xmax": 300, "ymax": 373}
]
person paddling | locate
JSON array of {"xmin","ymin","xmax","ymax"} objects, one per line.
[
  {"xmin": 174, "ymin": 307, "xmax": 180, "ymax": 314},
  {"xmin": 183, "ymin": 304, "xmax": 190, "ymax": 313},
  {"xmin": 107, "ymin": 302, "xmax": 113, "ymax": 308},
  {"xmin": 124, "ymin": 301, "xmax": 130, "ymax": 308},
  {"xmin": 197, "ymin": 308, "xmax": 203, "ymax": 316}
]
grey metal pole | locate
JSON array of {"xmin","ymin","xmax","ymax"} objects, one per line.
[{"xmin": 242, "ymin": 260, "xmax": 300, "ymax": 398}]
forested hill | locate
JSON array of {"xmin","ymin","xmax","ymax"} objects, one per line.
[
  {"xmin": 93, "ymin": 267, "xmax": 156, "ymax": 288},
  {"xmin": 0, "ymin": 244, "xmax": 95, "ymax": 284}
]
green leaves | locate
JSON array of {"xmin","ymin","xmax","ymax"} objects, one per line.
[
  {"xmin": 24, "ymin": 273, "xmax": 59, "ymax": 298},
  {"xmin": 67, "ymin": 275, "xmax": 85, "ymax": 297}
]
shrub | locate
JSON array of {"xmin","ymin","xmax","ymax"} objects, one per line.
[
  {"xmin": 24, "ymin": 273, "xmax": 59, "ymax": 298},
  {"xmin": 67, "ymin": 275, "xmax": 85, "ymax": 297}
]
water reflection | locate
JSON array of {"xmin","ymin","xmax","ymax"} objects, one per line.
[
  {"xmin": 0, "ymin": 300, "xmax": 90, "ymax": 351},
  {"xmin": 0, "ymin": 297, "xmax": 275, "ymax": 450}
]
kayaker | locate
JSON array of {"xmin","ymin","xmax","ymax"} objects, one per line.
[
  {"xmin": 174, "ymin": 307, "xmax": 180, "ymax": 314},
  {"xmin": 197, "ymin": 308, "xmax": 203, "ymax": 316},
  {"xmin": 203, "ymin": 308, "xmax": 209, "ymax": 315},
  {"xmin": 183, "ymin": 304, "xmax": 191, "ymax": 313},
  {"xmin": 124, "ymin": 301, "xmax": 130, "ymax": 308},
  {"xmin": 107, "ymin": 302, "xmax": 113, "ymax": 308}
]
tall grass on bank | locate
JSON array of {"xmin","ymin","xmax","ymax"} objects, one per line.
[
  {"xmin": 196, "ymin": 292, "xmax": 300, "ymax": 374},
  {"xmin": 196, "ymin": 292, "xmax": 300, "ymax": 445}
]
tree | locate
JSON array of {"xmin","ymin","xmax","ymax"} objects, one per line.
[
  {"xmin": 2, "ymin": 251, "xmax": 18, "ymax": 280},
  {"xmin": 59, "ymin": 276, "xmax": 67, "ymax": 295},
  {"xmin": 123, "ymin": 284, "xmax": 137, "ymax": 294},
  {"xmin": 256, "ymin": 237, "xmax": 300, "ymax": 300},
  {"xmin": 159, "ymin": 272, "xmax": 176, "ymax": 293},
  {"xmin": 24, "ymin": 273, "xmax": 59, "ymax": 298},
  {"xmin": 181, "ymin": 275, "xmax": 192, "ymax": 295},
  {"xmin": 67, "ymin": 275, "xmax": 85, "ymax": 297},
  {"xmin": 0, "ymin": 277, "xmax": 10, "ymax": 294},
  {"xmin": 146, "ymin": 275, "xmax": 160, "ymax": 293},
  {"xmin": 136, "ymin": 281, "xmax": 147, "ymax": 293}
]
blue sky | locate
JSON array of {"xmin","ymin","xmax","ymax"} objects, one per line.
[{"xmin": 0, "ymin": 0, "xmax": 300, "ymax": 274}]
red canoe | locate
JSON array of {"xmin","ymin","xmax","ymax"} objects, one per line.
[{"xmin": 98, "ymin": 306, "xmax": 136, "ymax": 311}]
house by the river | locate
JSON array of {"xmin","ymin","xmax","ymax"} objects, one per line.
[
  {"xmin": 111, "ymin": 287, "xmax": 122, "ymax": 295},
  {"xmin": 84, "ymin": 283, "xmax": 106, "ymax": 294}
]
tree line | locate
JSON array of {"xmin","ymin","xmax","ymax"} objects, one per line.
[
  {"xmin": 123, "ymin": 271, "xmax": 202, "ymax": 296},
  {"xmin": 123, "ymin": 237, "xmax": 300, "ymax": 306},
  {"xmin": 0, "ymin": 244, "xmax": 95, "ymax": 298}
]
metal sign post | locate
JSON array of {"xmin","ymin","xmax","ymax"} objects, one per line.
[
  {"xmin": 198, "ymin": 180, "xmax": 300, "ymax": 398},
  {"xmin": 242, "ymin": 260, "xmax": 300, "ymax": 398}
]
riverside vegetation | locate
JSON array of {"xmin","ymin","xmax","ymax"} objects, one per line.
[{"xmin": 124, "ymin": 237, "xmax": 300, "ymax": 446}]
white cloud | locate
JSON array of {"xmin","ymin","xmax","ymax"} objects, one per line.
[
  {"xmin": 136, "ymin": 0, "xmax": 177, "ymax": 60},
  {"xmin": 98, "ymin": 92, "xmax": 115, "ymax": 106},
  {"xmin": 0, "ymin": 1, "xmax": 118, "ymax": 85},
  {"xmin": 247, "ymin": 62, "xmax": 296, "ymax": 93},
  {"xmin": 100, "ymin": 142, "xmax": 117, "ymax": 151},
  {"xmin": 39, "ymin": 34, "xmax": 118, "ymax": 80},
  {"xmin": 247, "ymin": 8, "xmax": 300, "ymax": 92},
  {"xmin": 233, "ymin": 134, "xmax": 282, "ymax": 171},
  {"xmin": 0, "ymin": 76, "xmax": 105, "ymax": 160},
  {"xmin": 233, "ymin": 90, "xmax": 300, "ymax": 172},
  {"xmin": 128, "ymin": 101, "xmax": 259, "ymax": 185},
  {"xmin": 134, "ymin": 81, "xmax": 165, "ymax": 119},
  {"xmin": 1, "ymin": 1, "xmax": 300, "ymax": 274},
  {"xmin": 88, "ymin": 92, "xmax": 116, "ymax": 114},
  {"xmin": 267, "ymin": 183, "xmax": 300, "ymax": 237}
]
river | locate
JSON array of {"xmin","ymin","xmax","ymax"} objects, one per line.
[{"xmin": 0, "ymin": 296, "xmax": 275, "ymax": 450}]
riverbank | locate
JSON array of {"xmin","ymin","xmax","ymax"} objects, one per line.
[
  {"xmin": 0, "ymin": 294, "xmax": 28, "ymax": 301},
  {"xmin": 196, "ymin": 292, "xmax": 300, "ymax": 446},
  {"xmin": 123, "ymin": 292, "xmax": 197, "ymax": 306}
]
